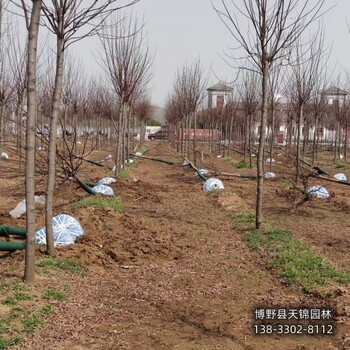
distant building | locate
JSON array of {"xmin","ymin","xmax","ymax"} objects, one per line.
[
  {"xmin": 207, "ymin": 82, "xmax": 233, "ymax": 109},
  {"xmin": 322, "ymin": 86, "xmax": 349, "ymax": 107}
]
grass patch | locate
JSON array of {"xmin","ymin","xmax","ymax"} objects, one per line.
[
  {"xmin": 71, "ymin": 195, "xmax": 122, "ymax": 214},
  {"xmin": 23, "ymin": 313, "xmax": 42, "ymax": 334},
  {"xmin": 37, "ymin": 256, "xmax": 84, "ymax": 275},
  {"xmin": 333, "ymin": 162, "xmax": 350, "ymax": 170},
  {"xmin": 235, "ymin": 212, "xmax": 255, "ymax": 223},
  {"xmin": 0, "ymin": 336, "xmax": 22, "ymax": 349},
  {"xmin": 0, "ymin": 320, "xmax": 10, "ymax": 335},
  {"xmin": 125, "ymin": 160, "xmax": 138, "ymax": 168},
  {"xmin": 280, "ymin": 179, "xmax": 293, "ymax": 187},
  {"xmin": 0, "ymin": 283, "xmax": 10, "ymax": 292},
  {"xmin": 234, "ymin": 160, "xmax": 251, "ymax": 169},
  {"xmin": 245, "ymin": 230, "xmax": 350, "ymax": 292},
  {"xmin": 205, "ymin": 189, "xmax": 223, "ymax": 196},
  {"xmin": 42, "ymin": 288, "xmax": 67, "ymax": 301},
  {"xmin": 40, "ymin": 304, "xmax": 52, "ymax": 316},
  {"xmin": 233, "ymin": 212, "xmax": 256, "ymax": 230},
  {"xmin": 118, "ymin": 170, "xmax": 131, "ymax": 180},
  {"xmin": 223, "ymin": 156, "xmax": 233, "ymax": 162}
]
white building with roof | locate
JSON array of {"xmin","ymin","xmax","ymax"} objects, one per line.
[{"xmin": 207, "ymin": 82, "xmax": 233, "ymax": 109}]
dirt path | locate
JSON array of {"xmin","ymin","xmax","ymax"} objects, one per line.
[{"xmin": 9, "ymin": 143, "xmax": 349, "ymax": 349}]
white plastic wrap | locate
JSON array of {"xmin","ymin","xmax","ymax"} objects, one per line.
[
  {"xmin": 98, "ymin": 177, "xmax": 117, "ymax": 185},
  {"xmin": 93, "ymin": 184, "xmax": 114, "ymax": 196},
  {"xmin": 35, "ymin": 214, "xmax": 83, "ymax": 246},
  {"xmin": 307, "ymin": 186, "xmax": 329, "ymax": 199},
  {"xmin": 195, "ymin": 169, "xmax": 209, "ymax": 176},
  {"xmin": 334, "ymin": 173, "xmax": 347, "ymax": 181},
  {"xmin": 203, "ymin": 178, "xmax": 224, "ymax": 192},
  {"xmin": 264, "ymin": 172, "xmax": 276, "ymax": 179}
]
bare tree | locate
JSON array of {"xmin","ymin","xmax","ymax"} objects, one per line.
[
  {"xmin": 239, "ymin": 70, "xmax": 260, "ymax": 167},
  {"xmin": 172, "ymin": 59, "xmax": 206, "ymax": 163},
  {"xmin": 99, "ymin": 13, "xmax": 153, "ymax": 173},
  {"xmin": 134, "ymin": 96, "xmax": 154, "ymax": 147},
  {"xmin": 214, "ymin": 0, "xmax": 327, "ymax": 229},
  {"xmin": 288, "ymin": 31, "xmax": 327, "ymax": 183},
  {"xmin": 37, "ymin": 0, "xmax": 139, "ymax": 256}
]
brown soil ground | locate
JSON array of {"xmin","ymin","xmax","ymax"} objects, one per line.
[{"xmin": 1, "ymin": 142, "xmax": 350, "ymax": 349}]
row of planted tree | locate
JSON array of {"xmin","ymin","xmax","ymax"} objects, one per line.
[{"xmin": 1, "ymin": 0, "xmax": 347, "ymax": 283}]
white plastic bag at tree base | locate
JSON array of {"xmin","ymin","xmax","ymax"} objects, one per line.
[
  {"xmin": 340, "ymin": 154, "xmax": 344, "ymax": 160},
  {"xmin": 9, "ymin": 196, "xmax": 46, "ymax": 219},
  {"xmin": 93, "ymin": 184, "xmax": 114, "ymax": 196},
  {"xmin": 35, "ymin": 214, "xmax": 83, "ymax": 247},
  {"xmin": 334, "ymin": 173, "xmax": 347, "ymax": 181},
  {"xmin": 125, "ymin": 159, "xmax": 134, "ymax": 164},
  {"xmin": 195, "ymin": 169, "xmax": 209, "ymax": 176},
  {"xmin": 307, "ymin": 186, "xmax": 330, "ymax": 199},
  {"xmin": 1, "ymin": 152, "xmax": 8, "ymax": 159},
  {"xmin": 264, "ymin": 172, "xmax": 276, "ymax": 179},
  {"xmin": 266, "ymin": 158, "xmax": 275, "ymax": 163},
  {"xmin": 98, "ymin": 177, "xmax": 117, "ymax": 185},
  {"xmin": 203, "ymin": 178, "xmax": 224, "ymax": 192}
]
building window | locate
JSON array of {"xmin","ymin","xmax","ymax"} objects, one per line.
[{"xmin": 216, "ymin": 95, "xmax": 224, "ymax": 108}]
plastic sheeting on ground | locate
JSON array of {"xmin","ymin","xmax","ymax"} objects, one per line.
[
  {"xmin": 9, "ymin": 196, "xmax": 46, "ymax": 219},
  {"xmin": 307, "ymin": 185, "xmax": 330, "ymax": 199},
  {"xmin": 334, "ymin": 173, "xmax": 347, "ymax": 181},
  {"xmin": 98, "ymin": 177, "xmax": 117, "ymax": 185},
  {"xmin": 264, "ymin": 172, "xmax": 276, "ymax": 179},
  {"xmin": 203, "ymin": 178, "xmax": 224, "ymax": 192},
  {"xmin": 93, "ymin": 184, "xmax": 114, "ymax": 196},
  {"xmin": 35, "ymin": 214, "xmax": 83, "ymax": 246}
]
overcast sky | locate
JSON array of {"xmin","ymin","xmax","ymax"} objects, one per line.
[{"xmin": 74, "ymin": 0, "xmax": 347, "ymax": 107}]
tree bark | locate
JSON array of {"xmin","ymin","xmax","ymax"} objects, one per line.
[
  {"xmin": 45, "ymin": 36, "xmax": 65, "ymax": 256},
  {"xmin": 24, "ymin": 0, "xmax": 42, "ymax": 283},
  {"xmin": 256, "ymin": 62, "xmax": 269, "ymax": 230}
]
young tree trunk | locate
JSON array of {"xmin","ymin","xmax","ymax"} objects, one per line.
[
  {"xmin": 249, "ymin": 114, "xmax": 253, "ymax": 168},
  {"xmin": 312, "ymin": 116, "xmax": 317, "ymax": 165},
  {"xmin": 24, "ymin": 0, "xmax": 42, "ymax": 284},
  {"xmin": 345, "ymin": 122, "xmax": 348, "ymax": 162},
  {"xmin": 45, "ymin": 37, "xmax": 65, "ymax": 256},
  {"xmin": 296, "ymin": 105, "xmax": 303, "ymax": 184},
  {"xmin": 256, "ymin": 62, "xmax": 269, "ymax": 229},
  {"xmin": 140, "ymin": 118, "xmax": 146, "ymax": 147}
]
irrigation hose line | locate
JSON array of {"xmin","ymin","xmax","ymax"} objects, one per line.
[
  {"xmin": 132, "ymin": 153, "xmax": 175, "ymax": 165},
  {"xmin": 0, "ymin": 242, "xmax": 26, "ymax": 252},
  {"xmin": 0, "ymin": 226, "xmax": 27, "ymax": 237}
]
